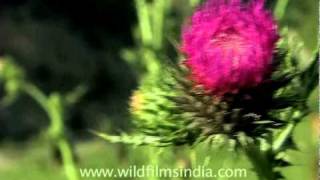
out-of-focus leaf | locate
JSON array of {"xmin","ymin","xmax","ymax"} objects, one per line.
[
  {"xmin": 274, "ymin": 0, "xmax": 290, "ymax": 21},
  {"xmin": 64, "ymin": 85, "xmax": 88, "ymax": 106},
  {"xmin": 279, "ymin": 115, "xmax": 318, "ymax": 180},
  {"xmin": 0, "ymin": 57, "xmax": 25, "ymax": 105},
  {"xmin": 300, "ymin": 51, "xmax": 319, "ymax": 98}
]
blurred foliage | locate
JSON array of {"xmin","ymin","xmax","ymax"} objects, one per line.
[
  {"xmin": 278, "ymin": 114, "xmax": 318, "ymax": 180},
  {"xmin": 0, "ymin": 0, "xmax": 137, "ymax": 140}
]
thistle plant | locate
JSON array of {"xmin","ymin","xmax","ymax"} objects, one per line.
[{"xmin": 95, "ymin": 0, "xmax": 318, "ymax": 179}]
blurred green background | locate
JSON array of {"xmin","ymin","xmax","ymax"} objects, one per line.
[{"xmin": 0, "ymin": 0, "xmax": 317, "ymax": 179}]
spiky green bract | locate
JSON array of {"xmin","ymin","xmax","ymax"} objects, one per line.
[
  {"xmin": 97, "ymin": 38, "xmax": 316, "ymax": 147},
  {"xmin": 125, "ymin": 48, "xmax": 309, "ymax": 147},
  {"xmin": 129, "ymin": 68, "xmax": 202, "ymax": 146}
]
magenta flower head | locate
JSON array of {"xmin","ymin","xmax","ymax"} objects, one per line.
[{"xmin": 181, "ymin": 0, "xmax": 279, "ymax": 96}]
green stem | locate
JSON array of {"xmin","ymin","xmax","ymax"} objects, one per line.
[
  {"xmin": 58, "ymin": 138, "xmax": 79, "ymax": 180},
  {"xmin": 142, "ymin": 49, "xmax": 160, "ymax": 74},
  {"xmin": 152, "ymin": 1, "xmax": 168, "ymax": 50},
  {"xmin": 190, "ymin": 148, "xmax": 197, "ymax": 168},
  {"xmin": 272, "ymin": 122, "xmax": 295, "ymax": 153},
  {"xmin": 23, "ymin": 83, "xmax": 48, "ymax": 114},
  {"xmin": 47, "ymin": 94, "xmax": 64, "ymax": 137},
  {"xmin": 47, "ymin": 94, "xmax": 79, "ymax": 180},
  {"xmin": 243, "ymin": 146, "xmax": 275, "ymax": 180},
  {"xmin": 189, "ymin": 0, "xmax": 201, "ymax": 8},
  {"xmin": 274, "ymin": 0, "xmax": 290, "ymax": 21},
  {"xmin": 23, "ymin": 84, "xmax": 79, "ymax": 180},
  {"xmin": 135, "ymin": 0, "xmax": 153, "ymax": 46},
  {"xmin": 238, "ymin": 135, "xmax": 276, "ymax": 180},
  {"xmin": 149, "ymin": 147, "xmax": 163, "ymax": 180}
]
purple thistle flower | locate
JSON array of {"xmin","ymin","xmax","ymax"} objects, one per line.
[{"xmin": 181, "ymin": 0, "xmax": 279, "ymax": 96}]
